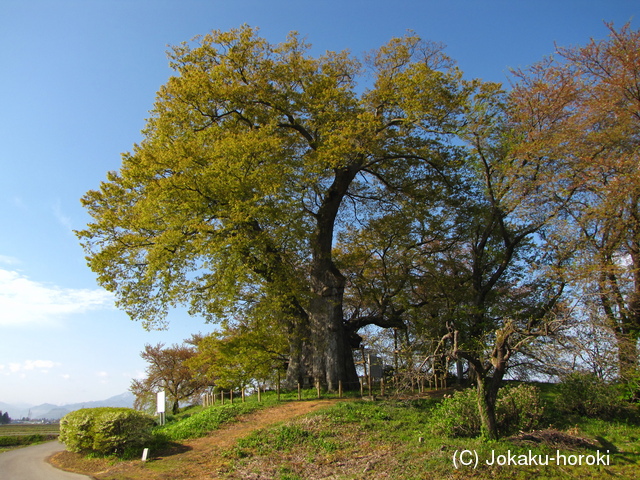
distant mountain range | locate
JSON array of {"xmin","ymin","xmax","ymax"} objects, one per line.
[{"xmin": 0, "ymin": 392, "xmax": 135, "ymax": 420}]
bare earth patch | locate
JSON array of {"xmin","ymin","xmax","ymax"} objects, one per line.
[{"xmin": 50, "ymin": 399, "xmax": 342, "ymax": 480}]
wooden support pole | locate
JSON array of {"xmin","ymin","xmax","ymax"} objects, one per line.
[
  {"xmin": 242, "ymin": 388, "xmax": 245, "ymax": 403},
  {"xmin": 230, "ymin": 390, "xmax": 234, "ymax": 404},
  {"xmin": 316, "ymin": 380, "xmax": 321, "ymax": 399},
  {"xmin": 298, "ymin": 382, "xmax": 301, "ymax": 401},
  {"xmin": 338, "ymin": 380, "xmax": 343, "ymax": 398},
  {"xmin": 221, "ymin": 391, "xmax": 225, "ymax": 405}
]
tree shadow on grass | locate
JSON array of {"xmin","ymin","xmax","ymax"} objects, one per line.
[{"xmin": 151, "ymin": 441, "xmax": 192, "ymax": 460}]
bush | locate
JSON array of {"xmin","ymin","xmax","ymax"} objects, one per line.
[
  {"xmin": 428, "ymin": 383, "xmax": 543, "ymax": 438},
  {"xmin": 59, "ymin": 407, "xmax": 155, "ymax": 456},
  {"xmin": 427, "ymin": 388, "xmax": 481, "ymax": 438},
  {"xmin": 496, "ymin": 383, "xmax": 544, "ymax": 434},
  {"xmin": 555, "ymin": 372, "xmax": 626, "ymax": 419}
]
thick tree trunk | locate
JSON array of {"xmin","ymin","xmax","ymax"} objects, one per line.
[
  {"xmin": 306, "ymin": 165, "xmax": 361, "ymax": 391},
  {"xmin": 284, "ymin": 317, "xmax": 314, "ymax": 388},
  {"xmin": 283, "ymin": 269, "xmax": 359, "ymax": 390},
  {"xmin": 307, "ymin": 261, "xmax": 359, "ymax": 391},
  {"xmin": 308, "ymin": 294, "xmax": 359, "ymax": 390}
]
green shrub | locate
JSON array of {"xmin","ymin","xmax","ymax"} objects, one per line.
[
  {"xmin": 427, "ymin": 388, "xmax": 481, "ymax": 438},
  {"xmin": 555, "ymin": 372, "xmax": 626, "ymax": 419},
  {"xmin": 427, "ymin": 384, "xmax": 543, "ymax": 438},
  {"xmin": 59, "ymin": 407, "xmax": 155, "ymax": 456},
  {"xmin": 496, "ymin": 383, "xmax": 544, "ymax": 434}
]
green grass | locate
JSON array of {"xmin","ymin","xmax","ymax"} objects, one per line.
[
  {"xmin": 153, "ymin": 387, "xmax": 360, "ymax": 442},
  {"xmin": 224, "ymin": 393, "xmax": 640, "ymax": 480},
  {"xmin": 154, "ymin": 395, "xmax": 280, "ymax": 441}
]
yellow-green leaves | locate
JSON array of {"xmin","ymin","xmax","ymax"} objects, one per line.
[{"xmin": 77, "ymin": 25, "xmax": 472, "ymax": 335}]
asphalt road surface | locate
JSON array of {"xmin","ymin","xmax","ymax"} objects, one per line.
[{"xmin": 0, "ymin": 441, "xmax": 91, "ymax": 480}]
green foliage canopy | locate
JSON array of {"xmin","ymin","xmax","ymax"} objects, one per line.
[{"xmin": 77, "ymin": 25, "xmax": 474, "ymax": 388}]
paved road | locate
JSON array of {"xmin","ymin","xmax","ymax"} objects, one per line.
[{"xmin": 0, "ymin": 441, "xmax": 91, "ymax": 480}]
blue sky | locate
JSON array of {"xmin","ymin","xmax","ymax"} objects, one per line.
[{"xmin": 0, "ymin": 0, "xmax": 637, "ymax": 406}]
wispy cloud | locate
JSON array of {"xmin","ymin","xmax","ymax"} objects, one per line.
[
  {"xmin": 0, "ymin": 359, "xmax": 61, "ymax": 375},
  {"xmin": 0, "ymin": 268, "xmax": 114, "ymax": 327},
  {"xmin": 52, "ymin": 199, "xmax": 74, "ymax": 232}
]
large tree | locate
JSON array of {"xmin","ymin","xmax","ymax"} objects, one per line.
[
  {"xmin": 328, "ymin": 81, "xmax": 572, "ymax": 440},
  {"xmin": 510, "ymin": 23, "xmax": 640, "ymax": 381},
  {"xmin": 77, "ymin": 26, "xmax": 472, "ymax": 390}
]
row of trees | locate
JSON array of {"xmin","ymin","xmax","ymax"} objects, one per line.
[{"xmin": 79, "ymin": 23, "xmax": 639, "ymax": 439}]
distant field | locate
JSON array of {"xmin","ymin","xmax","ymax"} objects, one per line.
[
  {"xmin": 0, "ymin": 424, "xmax": 59, "ymax": 452},
  {"xmin": 0, "ymin": 424, "xmax": 60, "ymax": 436}
]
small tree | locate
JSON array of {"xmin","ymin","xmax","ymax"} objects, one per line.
[
  {"xmin": 189, "ymin": 319, "xmax": 288, "ymax": 392},
  {"xmin": 131, "ymin": 341, "xmax": 211, "ymax": 414}
]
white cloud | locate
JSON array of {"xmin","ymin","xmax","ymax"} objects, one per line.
[
  {"xmin": 97, "ymin": 371, "xmax": 110, "ymax": 384},
  {"xmin": 1, "ymin": 359, "xmax": 61, "ymax": 375},
  {"xmin": 0, "ymin": 268, "xmax": 114, "ymax": 327},
  {"xmin": 23, "ymin": 360, "xmax": 58, "ymax": 370}
]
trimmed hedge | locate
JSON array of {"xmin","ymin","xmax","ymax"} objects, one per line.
[{"xmin": 59, "ymin": 407, "xmax": 155, "ymax": 456}]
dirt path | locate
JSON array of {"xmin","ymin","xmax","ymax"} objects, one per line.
[{"xmin": 50, "ymin": 399, "xmax": 342, "ymax": 480}]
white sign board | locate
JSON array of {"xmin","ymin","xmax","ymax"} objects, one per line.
[{"xmin": 157, "ymin": 391, "xmax": 166, "ymax": 413}]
